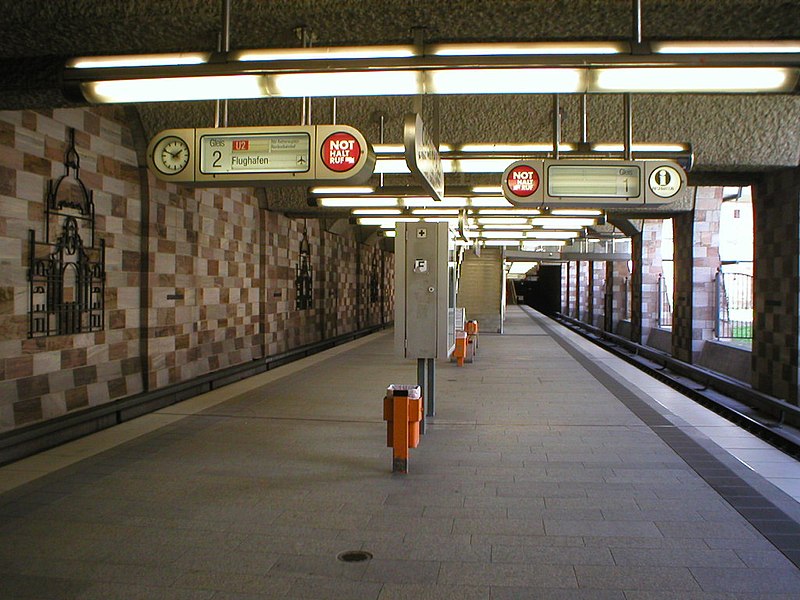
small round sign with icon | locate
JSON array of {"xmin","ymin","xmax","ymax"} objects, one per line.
[
  {"xmin": 321, "ymin": 132, "xmax": 362, "ymax": 172},
  {"xmin": 648, "ymin": 165, "xmax": 682, "ymax": 198},
  {"xmin": 506, "ymin": 164, "xmax": 540, "ymax": 197}
]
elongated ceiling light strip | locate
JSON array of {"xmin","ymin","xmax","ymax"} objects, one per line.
[
  {"xmin": 77, "ymin": 67, "xmax": 799, "ymax": 101},
  {"xmin": 236, "ymin": 45, "xmax": 416, "ymax": 61},
  {"xmin": 68, "ymin": 52, "xmax": 211, "ymax": 68},
  {"xmin": 430, "ymin": 41, "xmax": 627, "ymax": 56},
  {"xmin": 591, "ymin": 67, "xmax": 795, "ymax": 93},
  {"xmin": 652, "ymin": 41, "xmax": 800, "ymax": 54}
]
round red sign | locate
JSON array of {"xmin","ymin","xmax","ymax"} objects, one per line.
[
  {"xmin": 506, "ymin": 165, "xmax": 540, "ymax": 197},
  {"xmin": 321, "ymin": 132, "xmax": 361, "ymax": 172}
]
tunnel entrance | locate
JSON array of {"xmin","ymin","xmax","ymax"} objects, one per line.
[{"xmin": 514, "ymin": 264, "xmax": 562, "ymax": 315}]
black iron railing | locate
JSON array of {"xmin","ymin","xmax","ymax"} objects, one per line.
[{"xmin": 716, "ymin": 270, "xmax": 753, "ymax": 339}]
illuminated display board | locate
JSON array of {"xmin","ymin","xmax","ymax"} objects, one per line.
[
  {"xmin": 548, "ymin": 164, "xmax": 641, "ymax": 198},
  {"xmin": 199, "ymin": 132, "xmax": 311, "ymax": 174}
]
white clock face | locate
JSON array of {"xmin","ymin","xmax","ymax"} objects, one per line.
[{"xmin": 153, "ymin": 136, "xmax": 190, "ymax": 175}]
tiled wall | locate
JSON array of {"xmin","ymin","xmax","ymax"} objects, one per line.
[
  {"xmin": 671, "ymin": 188, "xmax": 722, "ymax": 363},
  {"xmin": 0, "ymin": 108, "xmax": 394, "ymax": 433},
  {"xmin": 578, "ymin": 261, "xmax": 590, "ymax": 322},
  {"xmin": 592, "ymin": 261, "xmax": 606, "ymax": 328},
  {"xmin": 0, "ymin": 108, "xmax": 144, "ymax": 429},
  {"xmin": 753, "ymin": 168, "xmax": 800, "ymax": 404},
  {"xmin": 692, "ymin": 188, "xmax": 722, "ymax": 358}
]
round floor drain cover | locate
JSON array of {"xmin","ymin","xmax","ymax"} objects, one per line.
[{"xmin": 337, "ymin": 550, "xmax": 373, "ymax": 563}]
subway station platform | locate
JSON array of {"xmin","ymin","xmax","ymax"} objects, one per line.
[{"xmin": 2, "ymin": 306, "xmax": 800, "ymax": 599}]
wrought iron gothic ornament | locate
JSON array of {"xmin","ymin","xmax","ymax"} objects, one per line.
[
  {"xmin": 370, "ymin": 252, "xmax": 380, "ymax": 303},
  {"xmin": 28, "ymin": 128, "xmax": 106, "ymax": 337},
  {"xmin": 295, "ymin": 221, "xmax": 313, "ymax": 310}
]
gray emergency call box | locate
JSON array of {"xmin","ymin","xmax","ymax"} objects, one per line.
[{"xmin": 395, "ymin": 222, "xmax": 449, "ymax": 359}]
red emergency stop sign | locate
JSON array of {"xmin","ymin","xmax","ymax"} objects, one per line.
[
  {"xmin": 506, "ymin": 164, "xmax": 540, "ymax": 197},
  {"xmin": 321, "ymin": 132, "xmax": 361, "ymax": 172}
]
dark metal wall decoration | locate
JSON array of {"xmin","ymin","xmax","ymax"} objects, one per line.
[
  {"xmin": 295, "ymin": 221, "xmax": 313, "ymax": 310},
  {"xmin": 28, "ymin": 128, "xmax": 106, "ymax": 338},
  {"xmin": 370, "ymin": 252, "xmax": 380, "ymax": 303}
]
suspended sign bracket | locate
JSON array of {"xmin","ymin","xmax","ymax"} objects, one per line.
[
  {"xmin": 403, "ymin": 113, "xmax": 444, "ymax": 202},
  {"xmin": 147, "ymin": 124, "xmax": 375, "ymax": 186}
]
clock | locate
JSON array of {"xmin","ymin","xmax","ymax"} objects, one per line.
[{"xmin": 152, "ymin": 136, "xmax": 190, "ymax": 175}]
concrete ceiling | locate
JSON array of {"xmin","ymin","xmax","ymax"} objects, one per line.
[{"xmin": 2, "ymin": 1, "xmax": 800, "ymax": 214}]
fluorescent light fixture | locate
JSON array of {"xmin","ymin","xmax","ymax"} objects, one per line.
[
  {"xmin": 318, "ymin": 197, "xmax": 399, "ymax": 208},
  {"xmin": 68, "ymin": 52, "xmax": 210, "ymax": 68},
  {"xmin": 374, "ymin": 143, "xmax": 452, "ymax": 154},
  {"xmin": 521, "ymin": 240, "xmax": 566, "ymax": 250},
  {"xmin": 652, "ymin": 40, "xmax": 800, "ymax": 54},
  {"xmin": 269, "ymin": 70, "xmax": 422, "ymax": 97},
  {"xmin": 469, "ymin": 197, "xmax": 513, "ymax": 207},
  {"xmin": 481, "ymin": 231, "xmax": 526, "ymax": 239},
  {"xmin": 482, "ymin": 240, "xmax": 522, "ymax": 247},
  {"xmin": 481, "ymin": 224, "xmax": 534, "ymax": 230},
  {"xmin": 351, "ymin": 209, "xmax": 402, "ymax": 215},
  {"xmin": 383, "ymin": 230, "xmax": 397, "ymax": 238},
  {"xmin": 446, "ymin": 159, "xmax": 517, "ymax": 173},
  {"xmin": 550, "ymin": 209, "xmax": 603, "ymax": 216},
  {"xmin": 526, "ymin": 231, "xmax": 578, "ymax": 239},
  {"xmin": 592, "ymin": 67, "xmax": 797, "ymax": 93},
  {"xmin": 432, "ymin": 41, "xmax": 625, "ymax": 56},
  {"xmin": 311, "ymin": 186, "xmax": 374, "ymax": 194},
  {"xmin": 461, "ymin": 143, "xmax": 574, "ymax": 152},
  {"xmin": 478, "ymin": 208, "xmax": 541, "ymax": 215},
  {"xmin": 428, "ymin": 68, "xmax": 585, "ymax": 94},
  {"xmin": 478, "ymin": 217, "xmax": 529, "ymax": 225},
  {"xmin": 422, "ymin": 217, "xmax": 458, "ymax": 224},
  {"xmin": 357, "ymin": 217, "xmax": 418, "ymax": 227},
  {"xmin": 591, "ymin": 143, "xmax": 687, "ymax": 152},
  {"xmin": 375, "ymin": 159, "xmax": 410, "ymax": 174},
  {"xmin": 236, "ymin": 45, "xmax": 416, "ymax": 61},
  {"xmin": 412, "ymin": 209, "xmax": 460, "ymax": 215},
  {"xmin": 531, "ymin": 217, "xmax": 596, "ymax": 228},
  {"xmin": 471, "ymin": 185, "xmax": 502, "ymax": 193},
  {"xmin": 83, "ymin": 75, "xmax": 265, "ymax": 103},
  {"xmin": 373, "ymin": 144, "xmax": 405, "ymax": 154},
  {"xmin": 402, "ymin": 197, "xmax": 468, "ymax": 207}
]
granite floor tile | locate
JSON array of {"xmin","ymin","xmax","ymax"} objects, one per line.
[
  {"xmin": 3, "ymin": 309, "xmax": 800, "ymax": 598},
  {"xmin": 437, "ymin": 561, "xmax": 577, "ymax": 588},
  {"xmin": 574, "ymin": 565, "xmax": 702, "ymax": 592}
]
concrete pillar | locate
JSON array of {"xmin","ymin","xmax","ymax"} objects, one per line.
[
  {"xmin": 579, "ymin": 261, "xmax": 591, "ymax": 324},
  {"xmin": 587, "ymin": 261, "xmax": 595, "ymax": 326},
  {"xmin": 562, "ymin": 261, "xmax": 570, "ymax": 314},
  {"xmin": 630, "ymin": 232, "xmax": 643, "ymax": 344},
  {"xmin": 752, "ymin": 168, "xmax": 800, "ymax": 404},
  {"xmin": 574, "ymin": 260, "xmax": 581, "ymax": 319},
  {"xmin": 593, "ymin": 261, "xmax": 606, "ymax": 328},
  {"xmin": 672, "ymin": 211, "xmax": 694, "ymax": 363},
  {"xmin": 693, "ymin": 188, "xmax": 722, "ymax": 356},
  {"xmin": 672, "ymin": 187, "xmax": 723, "ymax": 363}
]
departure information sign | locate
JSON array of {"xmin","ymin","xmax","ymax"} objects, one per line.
[
  {"xmin": 548, "ymin": 164, "xmax": 641, "ymax": 198},
  {"xmin": 199, "ymin": 132, "xmax": 311, "ymax": 174},
  {"xmin": 501, "ymin": 159, "xmax": 686, "ymax": 208},
  {"xmin": 146, "ymin": 125, "xmax": 375, "ymax": 186}
]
